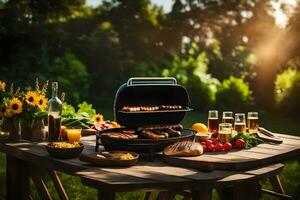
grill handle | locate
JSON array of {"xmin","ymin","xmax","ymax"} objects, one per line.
[{"xmin": 127, "ymin": 77, "xmax": 177, "ymax": 86}]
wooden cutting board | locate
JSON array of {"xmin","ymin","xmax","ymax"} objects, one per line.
[{"xmin": 163, "ymin": 133, "xmax": 300, "ymax": 171}]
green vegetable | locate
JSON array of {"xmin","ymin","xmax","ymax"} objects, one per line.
[
  {"xmin": 62, "ymin": 117, "xmax": 94, "ymax": 129},
  {"xmin": 77, "ymin": 101, "xmax": 96, "ymax": 118},
  {"xmin": 61, "ymin": 101, "xmax": 98, "ymax": 129},
  {"xmin": 62, "ymin": 102, "xmax": 76, "ymax": 118},
  {"xmin": 232, "ymin": 132, "xmax": 263, "ymax": 149}
]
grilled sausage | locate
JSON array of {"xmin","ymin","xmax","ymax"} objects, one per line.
[
  {"xmin": 140, "ymin": 130, "xmax": 168, "ymax": 139},
  {"xmin": 138, "ymin": 124, "xmax": 183, "ymax": 132},
  {"xmin": 167, "ymin": 128, "xmax": 181, "ymax": 137}
]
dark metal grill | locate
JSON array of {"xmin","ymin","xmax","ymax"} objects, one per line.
[{"xmin": 95, "ymin": 77, "xmax": 195, "ymax": 160}]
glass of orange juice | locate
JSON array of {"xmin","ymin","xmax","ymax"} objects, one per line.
[{"xmin": 66, "ymin": 128, "xmax": 81, "ymax": 142}]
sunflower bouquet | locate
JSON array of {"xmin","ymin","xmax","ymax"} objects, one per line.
[
  {"xmin": 21, "ymin": 79, "xmax": 48, "ymax": 136},
  {"xmin": 0, "ymin": 81, "xmax": 23, "ymax": 137},
  {"xmin": 0, "ymin": 79, "xmax": 49, "ymax": 138}
]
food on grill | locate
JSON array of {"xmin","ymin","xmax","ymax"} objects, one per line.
[
  {"xmin": 138, "ymin": 124, "xmax": 183, "ymax": 132},
  {"xmin": 167, "ymin": 128, "xmax": 181, "ymax": 137},
  {"xmin": 121, "ymin": 105, "xmax": 183, "ymax": 112},
  {"xmin": 137, "ymin": 124, "xmax": 182, "ymax": 138},
  {"xmin": 140, "ymin": 130, "xmax": 168, "ymax": 139},
  {"xmin": 122, "ymin": 129, "xmax": 136, "ymax": 134},
  {"xmin": 163, "ymin": 141, "xmax": 203, "ymax": 157},
  {"xmin": 101, "ymin": 132, "xmax": 138, "ymax": 139}
]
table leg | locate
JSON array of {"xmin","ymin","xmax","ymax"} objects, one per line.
[
  {"xmin": 217, "ymin": 181, "xmax": 261, "ymax": 200},
  {"xmin": 6, "ymin": 155, "xmax": 30, "ymax": 200},
  {"xmin": 269, "ymin": 175, "xmax": 285, "ymax": 194},
  {"xmin": 98, "ymin": 190, "xmax": 115, "ymax": 200}
]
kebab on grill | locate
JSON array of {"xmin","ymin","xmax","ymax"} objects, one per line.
[{"xmin": 121, "ymin": 105, "xmax": 183, "ymax": 112}]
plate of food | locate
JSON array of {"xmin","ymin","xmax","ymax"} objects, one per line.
[
  {"xmin": 45, "ymin": 142, "xmax": 84, "ymax": 159},
  {"xmin": 80, "ymin": 151, "xmax": 139, "ymax": 167}
]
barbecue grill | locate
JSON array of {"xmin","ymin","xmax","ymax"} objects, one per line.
[{"xmin": 95, "ymin": 77, "xmax": 195, "ymax": 159}]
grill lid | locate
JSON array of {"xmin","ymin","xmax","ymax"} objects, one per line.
[{"xmin": 114, "ymin": 77, "xmax": 191, "ymax": 128}]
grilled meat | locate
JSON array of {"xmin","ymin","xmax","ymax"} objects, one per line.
[
  {"xmin": 138, "ymin": 124, "xmax": 183, "ymax": 132},
  {"xmin": 167, "ymin": 128, "xmax": 181, "ymax": 137},
  {"xmin": 121, "ymin": 105, "xmax": 182, "ymax": 112},
  {"xmin": 101, "ymin": 132, "xmax": 138, "ymax": 139},
  {"xmin": 140, "ymin": 130, "xmax": 168, "ymax": 139}
]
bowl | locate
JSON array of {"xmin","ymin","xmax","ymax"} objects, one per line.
[
  {"xmin": 80, "ymin": 151, "xmax": 139, "ymax": 167},
  {"xmin": 195, "ymin": 132, "xmax": 211, "ymax": 142},
  {"xmin": 45, "ymin": 142, "xmax": 84, "ymax": 159}
]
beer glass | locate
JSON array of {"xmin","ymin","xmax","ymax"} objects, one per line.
[
  {"xmin": 247, "ymin": 112, "xmax": 259, "ymax": 134},
  {"xmin": 219, "ymin": 123, "xmax": 233, "ymax": 143},
  {"xmin": 222, "ymin": 111, "xmax": 233, "ymax": 124},
  {"xmin": 208, "ymin": 110, "xmax": 219, "ymax": 138},
  {"xmin": 234, "ymin": 113, "xmax": 246, "ymax": 132}
]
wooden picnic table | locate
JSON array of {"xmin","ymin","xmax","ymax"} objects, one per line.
[{"xmin": 0, "ymin": 132, "xmax": 300, "ymax": 200}]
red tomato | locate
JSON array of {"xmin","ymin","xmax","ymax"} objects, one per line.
[
  {"xmin": 200, "ymin": 142, "xmax": 206, "ymax": 146},
  {"xmin": 214, "ymin": 143, "xmax": 223, "ymax": 152},
  {"xmin": 235, "ymin": 139, "xmax": 245, "ymax": 149},
  {"xmin": 202, "ymin": 144, "xmax": 207, "ymax": 152},
  {"xmin": 205, "ymin": 140, "xmax": 213, "ymax": 146},
  {"xmin": 223, "ymin": 142, "xmax": 232, "ymax": 152},
  {"xmin": 206, "ymin": 143, "xmax": 215, "ymax": 152}
]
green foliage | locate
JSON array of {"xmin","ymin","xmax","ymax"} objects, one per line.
[
  {"xmin": 49, "ymin": 53, "xmax": 89, "ymax": 105},
  {"xmin": 77, "ymin": 101, "xmax": 96, "ymax": 118},
  {"xmin": 275, "ymin": 67, "xmax": 300, "ymax": 117},
  {"xmin": 61, "ymin": 101, "xmax": 97, "ymax": 128},
  {"xmin": 62, "ymin": 102, "xmax": 76, "ymax": 118},
  {"xmin": 161, "ymin": 44, "xmax": 220, "ymax": 110},
  {"xmin": 216, "ymin": 76, "xmax": 253, "ymax": 110}
]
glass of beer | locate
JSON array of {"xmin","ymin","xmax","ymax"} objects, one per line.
[
  {"xmin": 219, "ymin": 123, "xmax": 232, "ymax": 143},
  {"xmin": 208, "ymin": 110, "xmax": 219, "ymax": 138},
  {"xmin": 234, "ymin": 113, "xmax": 246, "ymax": 133},
  {"xmin": 247, "ymin": 112, "xmax": 259, "ymax": 134},
  {"xmin": 222, "ymin": 111, "xmax": 233, "ymax": 124}
]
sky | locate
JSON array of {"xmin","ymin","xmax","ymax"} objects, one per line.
[{"xmin": 85, "ymin": 0, "xmax": 298, "ymax": 28}]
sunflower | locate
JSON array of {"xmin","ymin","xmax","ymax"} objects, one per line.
[
  {"xmin": 25, "ymin": 91, "xmax": 38, "ymax": 106},
  {"xmin": 0, "ymin": 81, "xmax": 6, "ymax": 92},
  {"xmin": 93, "ymin": 114, "xmax": 104, "ymax": 124},
  {"xmin": 8, "ymin": 98, "xmax": 23, "ymax": 115},
  {"xmin": 37, "ymin": 95, "xmax": 48, "ymax": 111},
  {"xmin": 1, "ymin": 106, "xmax": 13, "ymax": 118}
]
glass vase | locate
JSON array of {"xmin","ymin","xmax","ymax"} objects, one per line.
[{"xmin": 21, "ymin": 119, "xmax": 46, "ymax": 141}]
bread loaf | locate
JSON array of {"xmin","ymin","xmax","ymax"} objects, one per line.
[{"xmin": 163, "ymin": 141, "xmax": 203, "ymax": 157}]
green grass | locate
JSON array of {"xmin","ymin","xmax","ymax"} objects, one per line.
[{"xmin": 0, "ymin": 110, "xmax": 299, "ymax": 199}]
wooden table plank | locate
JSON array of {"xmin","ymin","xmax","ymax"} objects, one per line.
[{"xmin": 163, "ymin": 135, "xmax": 300, "ymax": 171}]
